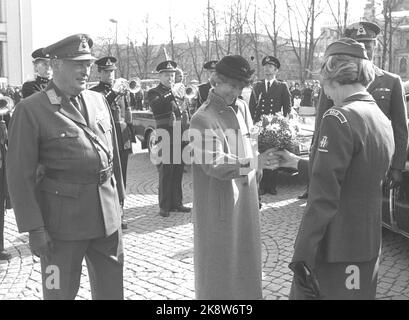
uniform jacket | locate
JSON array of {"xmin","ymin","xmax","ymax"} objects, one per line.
[
  {"xmin": 190, "ymin": 90, "xmax": 262, "ymax": 299},
  {"xmin": 6, "ymin": 81, "xmax": 125, "ymax": 241},
  {"xmin": 249, "ymin": 79, "xmax": 292, "ymax": 122},
  {"xmin": 197, "ymin": 82, "xmax": 211, "ymax": 106},
  {"xmin": 90, "ymin": 81, "xmax": 133, "ymax": 152},
  {"xmin": 314, "ymin": 67, "xmax": 408, "ymax": 170},
  {"xmin": 147, "ymin": 83, "xmax": 182, "ymax": 131},
  {"xmin": 293, "ymin": 93, "xmax": 394, "ymax": 268},
  {"xmin": 21, "ymin": 76, "xmax": 50, "ymax": 99}
]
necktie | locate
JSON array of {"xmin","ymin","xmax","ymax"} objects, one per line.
[
  {"xmin": 267, "ymin": 81, "xmax": 271, "ymax": 91},
  {"xmin": 70, "ymin": 96, "xmax": 87, "ymax": 121}
]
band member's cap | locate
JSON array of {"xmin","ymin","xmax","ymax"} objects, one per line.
[
  {"xmin": 215, "ymin": 55, "xmax": 254, "ymax": 82},
  {"xmin": 95, "ymin": 56, "xmax": 117, "ymax": 71},
  {"xmin": 203, "ymin": 60, "xmax": 218, "ymax": 70},
  {"xmin": 325, "ymin": 38, "xmax": 369, "ymax": 60},
  {"xmin": 156, "ymin": 60, "xmax": 177, "ymax": 73},
  {"xmin": 262, "ymin": 56, "xmax": 280, "ymax": 69},
  {"xmin": 344, "ymin": 21, "xmax": 381, "ymax": 41},
  {"xmin": 43, "ymin": 34, "xmax": 96, "ymax": 60},
  {"xmin": 31, "ymin": 48, "xmax": 51, "ymax": 62}
]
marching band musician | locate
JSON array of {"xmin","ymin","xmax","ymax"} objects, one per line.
[
  {"xmin": 147, "ymin": 60, "xmax": 191, "ymax": 217},
  {"xmin": 249, "ymin": 56, "xmax": 292, "ymax": 196},
  {"xmin": 90, "ymin": 57, "xmax": 133, "ymax": 229},
  {"xmin": 22, "ymin": 48, "xmax": 53, "ymax": 98},
  {"xmin": 196, "ymin": 60, "xmax": 218, "ymax": 108}
]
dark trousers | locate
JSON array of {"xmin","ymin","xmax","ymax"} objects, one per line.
[
  {"xmin": 158, "ymin": 163, "xmax": 184, "ymax": 211},
  {"xmin": 40, "ymin": 231, "xmax": 123, "ymax": 300},
  {"xmin": 260, "ymin": 169, "xmax": 278, "ymax": 191},
  {"xmin": 119, "ymin": 150, "xmax": 130, "ymax": 188}
]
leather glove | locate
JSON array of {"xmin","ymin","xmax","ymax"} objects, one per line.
[
  {"xmin": 289, "ymin": 261, "xmax": 323, "ymax": 300},
  {"xmin": 386, "ymin": 168, "xmax": 403, "ymax": 189},
  {"xmin": 29, "ymin": 227, "xmax": 53, "ymax": 260}
]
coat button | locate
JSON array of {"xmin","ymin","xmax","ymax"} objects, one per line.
[
  {"xmin": 55, "ymin": 191, "xmax": 59, "ymax": 195},
  {"xmin": 60, "ymin": 133, "xmax": 66, "ymax": 137},
  {"xmin": 381, "ymin": 96, "xmax": 385, "ymax": 99}
]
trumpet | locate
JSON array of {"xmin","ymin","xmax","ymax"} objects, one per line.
[
  {"xmin": 112, "ymin": 77, "xmax": 142, "ymax": 95},
  {"xmin": 0, "ymin": 95, "xmax": 14, "ymax": 117},
  {"xmin": 172, "ymin": 83, "xmax": 199, "ymax": 101}
]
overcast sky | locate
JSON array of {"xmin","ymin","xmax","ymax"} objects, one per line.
[{"xmin": 32, "ymin": 0, "xmax": 367, "ymax": 48}]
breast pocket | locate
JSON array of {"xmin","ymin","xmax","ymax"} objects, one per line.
[{"xmin": 47, "ymin": 127, "xmax": 82, "ymax": 159}]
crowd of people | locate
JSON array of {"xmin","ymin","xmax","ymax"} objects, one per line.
[{"xmin": 0, "ymin": 19, "xmax": 407, "ymax": 301}]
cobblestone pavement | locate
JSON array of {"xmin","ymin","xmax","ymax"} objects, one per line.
[{"xmin": 1, "ymin": 148, "xmax": 409, "ymax": 300}]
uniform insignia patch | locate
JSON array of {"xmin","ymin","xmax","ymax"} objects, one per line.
[
  {"xmin": 318, "ymin": 136, "xmax": 329, "ymax": 153},
  {"xmin": 323, "ymin": 108, "xmax": 347, "ymax": 124},
  {"xmin": 106, "ymin": 59, "xmax": 112, "ymax": 66}
]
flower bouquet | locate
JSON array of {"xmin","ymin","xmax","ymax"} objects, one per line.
[{"xmin": 254, "ymin": 114, "xmax": 301, "ymax": 153}]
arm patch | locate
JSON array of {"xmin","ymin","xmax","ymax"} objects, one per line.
[{"xmin": 323, "ymin": 108, "xmax": 347, "ymax": 124}]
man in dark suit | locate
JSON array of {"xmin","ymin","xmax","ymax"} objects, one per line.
[
  {"xmin": 147, "ymin": 60, "xmax": 191, "ymax": 217},
  {"xmin": 249, "ymin": 56, "xmax": 292, "ymax": 195},
  {"xmin": 196, "ymin": 60, "xmax": 218, "ymax": 108},
  {"xmin": 7, "ymin": 34, "xmax": 125, "ymax": 300},
  {"xmin": 314, "ymin": 22, "xmax": 408, "ymax": 191},
  {"xmin": 21, "ymin": 48, "xmax": 53, "ymax": 98}
]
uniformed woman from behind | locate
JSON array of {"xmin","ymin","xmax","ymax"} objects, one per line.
[{"xmin": 272, "ymin": 38, "xmax": 395, "ymax": 299}]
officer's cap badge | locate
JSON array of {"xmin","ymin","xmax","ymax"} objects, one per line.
[
  {"xmin": 167, "ymin": 62, "xmax": 172, "ymax": 69},
  {"xmin": 106, "ymin": 58, "xmax": 113, "ymax": 66},
  {"xmin": 79, "ymin": 36, "xmax": 90, "ymax": 52},
  {"xmin": 357, "ymin": 24, "xmax": 367, "ymax": 36},
  {"xmin": 265, "ymin": 57, "xmax": 270, "ymax": 62}
]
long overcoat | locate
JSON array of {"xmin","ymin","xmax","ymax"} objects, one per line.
[{"xmin": 190, "ymin": 90, "xmax": 262, "ymax": 300}]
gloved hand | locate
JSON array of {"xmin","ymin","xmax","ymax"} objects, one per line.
[
  {"xmin": 386, "ymin": 168, "xmax": 403, "ymax": 189},
  {"xmin": 289, "ymin": 261, "xmax": 323, "ymax": 300},
  {"xmin": 29, "ymin": 227, "xmax": 53, "ymax": 260}
]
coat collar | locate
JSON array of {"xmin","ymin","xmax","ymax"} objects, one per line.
[
  {"xmin": 342, "ymin": 91, "xmax": 375, "ymax": 104},
  {"xmin": 208, "ymin": 89, "xmax": 238, "ymax": 113},
  {"xmin": 44, "ymin": 81, "xmax": 87, "ymax": 126}
]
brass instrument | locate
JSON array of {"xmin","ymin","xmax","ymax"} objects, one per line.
[
  {"xmin": 172, "ymin": 83, "xmax": 198, "ymax": 101},
  {"xmin": 112, "ymin": 77, "xmax": 142, "ymax": 96}
]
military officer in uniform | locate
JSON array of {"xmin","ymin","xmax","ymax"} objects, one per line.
[
  {"xmin": 197, "ymin": 60, "xmax": 218, "ymax": 108},
  {"xmin": 314, "ymin": 21, "xmax": 408, "ymax": 190},
  {"xmin": 272, "ymin": 38, "xmax": 394, "ymax": 299},
  {"xmin": 249, "ymin": 56, "xmax": 292, "ymax": 195},
  {"xmin": 147, "ymin": 60, "xmax": 191, "ymax": 217},
  {"xmin": 6, "ymin": 34, "xmax": 125, "ymax": 300},
  {"xmin": 22, "ymin": 48, "xmax": 53, "ymax": 98}
]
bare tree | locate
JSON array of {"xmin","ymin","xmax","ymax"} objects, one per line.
[
  {"xmin": 285, "ymin": 0, "xmax": 325, "ymax": 82},
  {"xmin": 326, "ymin": 0, "xmax": 350, "ymax": 36},
  {"xmin": 381, "ymin": 0, "xmax": 405, "ymax": 71}
]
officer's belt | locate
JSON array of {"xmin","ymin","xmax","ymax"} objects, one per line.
[{"xmin": 45, "ymin": 165, "xmax": 113, "ymax": 185}]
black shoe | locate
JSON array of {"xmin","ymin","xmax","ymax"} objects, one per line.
[
  {"xmin": 0, "ymin": 250, "xmax": 11, "ymax": 260},
  {"xmin": 259, "ymin": 188, "xmax": 267, "ymax": 196},
  {"xmin": 171, "ymin": 206, "xmax": 192, "ymax": 213},
  {"xmin": 269, "ymin": 187, "xmax": 277, "ymax": 195},
  {"xmin": 121, "ymin": 219, "xmax": 128, "ymax": 230},
  {"xmin": 159, "ymin": 209, "xmax": 170, "ymax": 217},
  {"xmin": 298, "ymin": 191, "xmax": 308, "ymax": 199}
]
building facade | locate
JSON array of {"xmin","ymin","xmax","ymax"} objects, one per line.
[{"xmin": 0, "ymin": 0, "xmax": 33, "ymax": 87}]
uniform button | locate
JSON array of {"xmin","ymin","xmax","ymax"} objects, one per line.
[
  {"xmin": 55, "ymin": 191, "xmax": 59, "ymax": 195},
  {"xmin": 60, "ymin": 133, "xmax": 66, "ymax": 138},
  {"xmin": 381, "ymin": 96, "xmax": 385, "ymax": 99}
]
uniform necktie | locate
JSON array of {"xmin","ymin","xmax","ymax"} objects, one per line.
[
  {"xmin": 70, "ymin": 96, "xmax": 87, "ymax": 121},
  {"xmin": 267, "ymin": 81, "xmax": 271, "ymax": 92}
]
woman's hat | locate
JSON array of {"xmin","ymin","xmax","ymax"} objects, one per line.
[
  {"xmin": 324, "ymin": 38, "xmax": 369, "ymax": 60},
  {"xmin": 215, "ymin": 55, "xmax": 254, "ymax": 82}
]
